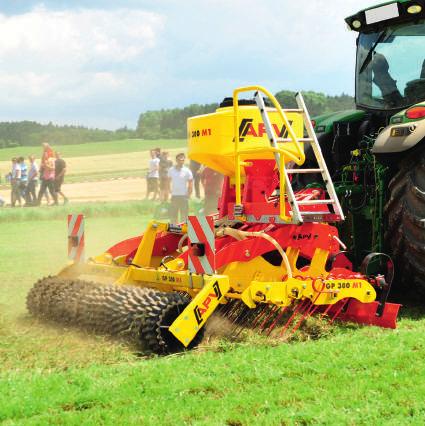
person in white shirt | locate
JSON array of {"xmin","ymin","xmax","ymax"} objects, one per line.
[
  {"xmin": 145, "ymin": 149, "xmax": 160, "ymax": 201},
  {"xmin": 10, "ymin": 157, "xmax": 21, "ymax": 207},
  {"xmin": 168, "ymin": 153, "xmax": 193, "ymax": 223}
]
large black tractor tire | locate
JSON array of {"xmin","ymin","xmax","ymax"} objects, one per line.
[
  {"xmin": 27, "ymin": 277, "xmax": 203, "ymax": 354},
  {"xmin": 385, "ymin": 147, "xmax": 425, "ymax": 294}
]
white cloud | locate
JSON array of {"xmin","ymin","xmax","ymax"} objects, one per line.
[
  {"xmin": 0, "ymin": 6, "xmax": 165, "ymax": 104},
  {"xmin": 0, "ymin": 1, "xmax": 381, "ymax": 128}
]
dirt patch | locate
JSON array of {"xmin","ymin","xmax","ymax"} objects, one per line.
[{"xmin": 0, "ymin": 177, "xmax": 147, "ymax": 205}]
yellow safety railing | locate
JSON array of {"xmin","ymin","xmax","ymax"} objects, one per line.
[{"xmin": 232, "ymin": 85, "xmax": 305, "ymax": 221}]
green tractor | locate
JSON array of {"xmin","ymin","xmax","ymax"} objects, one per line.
[{"xmin": 309, "ymin": 0, "xmax": 425, "ymax": 293}]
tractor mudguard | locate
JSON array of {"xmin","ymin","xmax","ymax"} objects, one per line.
[
  {"xmin": 312, "ymin": 109, "xmax": 366, "ymax": 135},
  {"xmin": 372, "ymin": 118, "xmax": 425, "ymax": 153}
]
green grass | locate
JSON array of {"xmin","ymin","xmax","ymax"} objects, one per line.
[
  {"xmin": 0, "ymin": 200, "xmax": 203, "ymax": 223},
  {"xmin": 0, "ymin": 201, "xmax": 154, "ymax": 223},
  {"xmin": 0, "ymin": 138, "xmax": 185, "ymax": 161},
  {"xmin": 1, "ymin": 210, "xmax": 425, "ymax": 424}
]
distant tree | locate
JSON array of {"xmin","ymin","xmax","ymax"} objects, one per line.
[
  {"xmin": 0, "ymin": 121, "xmax": 136, "ymax": 149},
  {"xmin": 0, "ymin": 89, "xmax": 356, "ymax": 148},
  {"xmin": 137, "ymin": 91, "xmax": 354, "ymax": 139},
  {"xmin": 137, "ymin": 103, "xmax": 218, "ymax": 139},
  {"xmin": 275, "ymin": 90, "xmax": 355, "ymax": 116}
]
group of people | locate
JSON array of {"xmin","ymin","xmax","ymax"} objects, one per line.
[
  {"xmin": 8, "ymin": 143, "xmax": 68, "ymax": 207},
  {"xmin": 146, "ymin": 148, "xmax": 223, "ymax": 223}
]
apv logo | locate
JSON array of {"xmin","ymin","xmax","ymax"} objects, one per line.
[
  {"xmin": 238, "ymin": 118, "xmax": 293, "ymax": 142},
  {"xmin": 193, "ymin": 281, "xmax": 222, "ymax": 325}
]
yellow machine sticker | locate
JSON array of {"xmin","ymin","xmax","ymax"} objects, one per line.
[{"xmin": 169, "ymin": 275, "xmax": 230, "ymax": 347}]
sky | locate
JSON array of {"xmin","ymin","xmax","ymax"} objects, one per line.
[{"xmin": 0, "ymin": 0, "xmax": 374, "ymax": 130}]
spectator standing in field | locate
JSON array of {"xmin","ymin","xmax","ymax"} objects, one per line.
[
  {"xmin": 18, "ymin": 157, "xmax": 28, "ymax": 204},
  {"xmin": 38, "ymin": 143, "xmax": 54, "ymax": 205},
  {"xmin": 37, "ymin": 145, "xmax": 58, "ymax": 206},
  {"xmin": 201, "ymin": 167, "xmax": 224, "ymax": 215},
  {"xmin": 189, "ymin": 160, "xmax": 202, "ymax": 199},
  {"xmin": 10, "ymin": 157, "xmax": 21, "ymax": 207},
  {"xmin": 26, "ymin": 155, "xmax": 39, "ymax": 205},
  {"xmin": 168, "ymin": 153, "xmax": 193, "ymax": 223},
  {"xmin": 54, "ymin": 152, "xmax": 68, "ymax": 204},
  {"xmin": 145, "ymin": 149, "xmax": 160, "ymax": 201},
  {"xmin": 159, "ymin": 151, "xmax": 172, "ymax": 202}
]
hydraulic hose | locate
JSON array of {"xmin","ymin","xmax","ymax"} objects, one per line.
[{"xmin": 216, "ymin": 227, "xmax": 292, "ymax": 279}]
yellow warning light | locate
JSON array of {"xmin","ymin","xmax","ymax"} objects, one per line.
[{"xmin": 407, "ymin": 4, "xmax": 422, "ymax": 14}]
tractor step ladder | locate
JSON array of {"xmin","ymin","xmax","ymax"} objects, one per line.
[{"xmin": 254, "ymin": 91, "xmax": 345, "ymax": 224}]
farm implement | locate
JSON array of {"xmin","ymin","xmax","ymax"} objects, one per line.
[{"xmin": 27, "ymin": 85, "xmax": 401, "ymax": 354}]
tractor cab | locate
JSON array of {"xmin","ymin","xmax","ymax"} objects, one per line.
[{"xmin": 346, "ymin": 1, "xmax": 425, "ymax": 114}]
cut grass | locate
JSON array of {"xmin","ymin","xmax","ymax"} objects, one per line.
[
  {"xmin": 0, "ymin": 200, "xmax": 154, "ymax": 223},
  {"xmin": 1, "ymin": 323, "xmax": 425, "ymax": 425},
  {"xmin": 1, "ymin": 209, "xmax": 425, "ymax": 424},
  {"xmin": 0, "ymin": 199, "xmax": 203, "ymax": 223}
]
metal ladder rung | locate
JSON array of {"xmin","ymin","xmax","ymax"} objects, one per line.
[
  {"xmin": 282, "ymin": 108, "xmax": 303, "ymax": 113},
  {"xmin": 276, "ymin": 137, "xmax": 313, "ymax": 143},
  {"xmin": 286, "ymin": 168, "xmax": 323, "ymax": 174},
  {"xmin": 301, "ymin": 211, "xmax": 330, "ymax": 215},
  {"xmin": 297, "ymin": 199, "xmax": 334, "ymax": 206},
  {"xmin": 253, "ymin": 90, "xmax": 344, "ymax": 224}
]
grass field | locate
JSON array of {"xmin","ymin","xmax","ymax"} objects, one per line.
[
  {"xmin": 1, "ymin": 209, "xmax": 425, "ymax": 424},
  {"xmin": 0, "ymin": 139, "xmax": 185, "ymax": 161},
  {"xmin": 0, "ymin": 138, "xmax": 186, "ymax": 186}
]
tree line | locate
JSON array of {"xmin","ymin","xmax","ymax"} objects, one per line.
[
  {"xmin": 136, "ymin": 90, "xmax": 355, "ymax": 139},
  {"xmin": 0, "ymin": 121, "xmax": 135, "ymax": 149},
  {"xmin": 0, "ymin": 90, "xmax": 354, "ymax": 148}
]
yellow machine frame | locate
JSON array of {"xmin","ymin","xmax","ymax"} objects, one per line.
[{"xmin": 60, "ymin": 219, "xmax": 376, "ymax": 347}]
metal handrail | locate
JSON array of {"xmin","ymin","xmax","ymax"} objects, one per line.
[{"xmin": 232, "ymin": 85, "xmax": 304, "ymax": 221}]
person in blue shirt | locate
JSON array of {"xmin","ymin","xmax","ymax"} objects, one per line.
[{"xmin": 18, "ymin": 157, "xmax": 28, "ymax": 204}]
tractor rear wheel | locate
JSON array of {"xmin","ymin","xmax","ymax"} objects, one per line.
[{"xmin": 385, "ymin": 147, "xmax": 425, "ymax": 294}]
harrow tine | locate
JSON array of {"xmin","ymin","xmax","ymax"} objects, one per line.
[
  {"xmin": 261, "ymin": 306, "xmax": 286, "ymax": 335},
  {"xmin": 320, "ymin": 302, "xmax": 334, "ymax": 318},
  {"xmin": 287, "ymin": 280, "xmax": 327, "ymax": 335},
  {"xmin": 266, "ymin": 306, "xmax": 288, "ymax": 337},
  {"xmin": 279, "ymin": 299, "xmax": 310, "ymax": 337},
  {"xmin": 251, "ymin": 304, "xmax": 270, "ymax": 329},
  {"xmin": 329, "ymin": 298, "xmax": 350, "ymax": 324},
  {"xmin": 289, "ymin": 301, "xmax": 321, "ymax": 335},
  {"xmin": 259, "ymin": 305, "xmax": 279, "ymax": 332},
  {"xmin": 232, "ymin": 308, "xmax": 261, "ymax": 338},
  {"xmin": 228, "ymin": 301, "xmax": 247, "ymax": 323}
]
